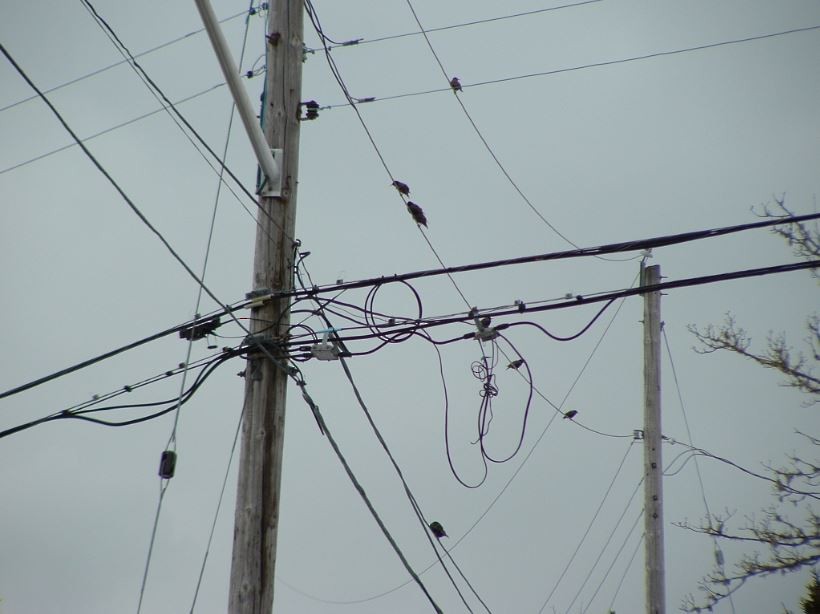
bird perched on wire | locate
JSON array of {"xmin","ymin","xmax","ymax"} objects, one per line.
[
  {"xmin": 479, "ymin": 315, "xmax": 492, "ymax": 329},
  {"xmin": 449, "ymin": 77, "xmax": 462, "ymax": 92},
  {"xmin": 563, "ymin": 410, "xmax": 578, "ymax": 420},
  {"xmin": 429, "ymin": 521, "xmax": 448, "ymax": 539},
  {"xmin": 392, "ymin": 180, "xmax": 410, "ymax": 196},
  {"xmin": 406, "ymin": 201, "xmax": 428, "ymax": 227},
  {"xmin": 507, "ymin": 358, "xmax": 525, "ymax": 370}
]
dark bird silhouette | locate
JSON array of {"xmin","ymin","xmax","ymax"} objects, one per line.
[
  {"xmin": 406, "ymin": 201, "xmax": 428, "ymax": 227},
  {"xmin": 563, "ymin": 410, "xmax": 578, "ymax": 420},
  {"xmin": 507, "ymin": 358, "xmax": 525, "ymax": 370},
  {"xmin": 429, "ymin": 521, "xmax": 447, "ymax": 539},
  {"xmin": 449, "ymin": 77, "xmax": 462, "ymax": 92},
  {"xmin": 392, "ymin": 180, "xmax": 410, "ymax": 195},
  {"xmin": 479, "ymin": 316, "xmax": 492, "ymax": 329}
]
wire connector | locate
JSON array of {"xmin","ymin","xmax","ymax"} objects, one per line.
[
  {"xmin": 311, "ymin": 329, "xmax": 340, "ymax": 361},
  {"xmin": 470, "ymin": 307, "xmax": 498, "ymax": 341}
]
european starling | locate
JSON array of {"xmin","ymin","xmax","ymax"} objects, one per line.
[
  {"xmin": 507, "ymin": 358, "xmax": 525, "ymax": 370},
  {"xmin": 563, "ymin": 410, "xmax": 578, "ymax": 420},
  {"xmin": 406, "ymin": 201, "xmax": 428, "ymax": 227},
  {"xmin": 449, "ymin": 77, "xmax": 462, "ymax": 92},
  {"xmin": 429, "ymin": 521, "xmax": 447, "ymax": 539},
  {"xmin": 392, "ymin": 180, "xmax": 410, "ymax": 196}
]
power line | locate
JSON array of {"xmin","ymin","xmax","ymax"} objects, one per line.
[
  {"xmin": 402, "ymin": 0, "xmax": 614, "ymax": 255},
  {"xmin": 0, "ymin": 42, "xmax": 232, "ymax": 317},
  {"xmin": 294, "ymin": 380, "xmax": 444, "ymax": 613},
  {"xmin": 306, "ymin": 0, "xmax": 604, "ymax": 52},
  {"xmin": 304, "ymin": 0, "xmax": 473, "ymax": 310},
  {"xmin": 0, "ymin": 83, "xmax": 225, "ymax": 176},
  {"xmin": 537, "ymin": 441, "xmax": 636, "ymax": 613},
  {"xmin": 273, "ymin": 212, "xmax": 820, "ymax": 299},
  {"xmin": 661, "ymin": 325, "xmax": 736, "ymax": 613},
  {"xmin": 0, "ymin": 7, "xmax": 256, "ymax": 114},
  {"xmin": 319, "ymin": 24, "xmax": 820, "ymax": 109}
]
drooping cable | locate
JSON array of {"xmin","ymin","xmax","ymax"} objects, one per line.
[{"xmin": 302, "ymin": 259, "xmax": 490, "ymax": 611}]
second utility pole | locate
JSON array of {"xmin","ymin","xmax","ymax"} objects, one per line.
[
  {"xmin": 642, "ymin": 262, "xmax": 665, "ymax": 614},
  {"xmin": 230, "ymin": 2, "xmax": 304, "ymax": 612}
]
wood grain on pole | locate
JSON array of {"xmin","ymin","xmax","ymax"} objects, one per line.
[{"xmin": 229, "ymin": 2, "xmax": 303, "ymax": 612}]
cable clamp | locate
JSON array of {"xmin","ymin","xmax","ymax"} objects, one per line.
[
  {"xmin": 245, "ymin": 288, "xmax": 274, "ymax": 309},
  {"xmin": 311, "ymin": 329, "xmax": 340, "ymax": 361}
]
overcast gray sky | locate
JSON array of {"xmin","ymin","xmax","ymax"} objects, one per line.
[{"xmin": 1, "ymin": 1, "xmax": 819, "ymax": 613}]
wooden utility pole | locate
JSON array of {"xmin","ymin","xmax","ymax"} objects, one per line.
[
  {"xmin": 642, "ymin": 262, "xmax": 665, "ymax": 614},
  {"xmin": 201, "ymin": 1, "xmax": 303, "ymax": 612}
]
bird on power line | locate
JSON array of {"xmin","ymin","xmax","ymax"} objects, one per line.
[
  {"xmin": 507, "ymin": 358, "xmax": 525, "ymax": 370},
  {"xmin": 429, "ymin": 521, "xmax": 448, "ymax": 539},
  {"xmin": 406, "ymin": 201, "xmax": 428, "ymax": 227},
  {"xmin": 392, "ymin": 179, "xmax": 410, "ymax": 195},
  {"xmin": 449, "ymin": 77, "xmax": 462, "ymax": 92},
  {"xmin": 479, "ymin": 315, "xmax": 492, "ymax": 329},
  {"xmin": 563, "ymin": 410, "xmax": 578, "ymax": 420}
]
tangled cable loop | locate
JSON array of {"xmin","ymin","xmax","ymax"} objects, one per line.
[{"xmin": 363, "ymin": 280, "xmax": 424, "ymax": 343}]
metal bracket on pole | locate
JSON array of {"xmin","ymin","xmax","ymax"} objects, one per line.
[
  {"xmin": 194, "ymin": 0, "xmax": 282, "ymax": 197},
  {"xmin": 260, "ymin": 149, "xmax": 283, "ymax": 197}
]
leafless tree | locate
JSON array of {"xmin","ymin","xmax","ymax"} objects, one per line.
[{"xmin": 680, "ymin": 197, "xmax": 819, "ymax": 612}]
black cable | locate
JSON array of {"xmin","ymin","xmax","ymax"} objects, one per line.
[
  {"xmin": 76, "ymin": 0, "xmax": 295, "ymax": 243},
  {"xmin": 304, "ymin": 261, "xmax": 490, "ymax": 611},
  {"xmin": 275, "ymin": 212, "xmax": 820, "ymax": 299},
  {"xmin": 303, "ymin": 0, "xmax": 474, "ymax": 310},
  {"xmin": 0, "ymin": 310, "xmax": 233, "ymax": 400},
  {"xmin": 0, "ymin": 350, "xmax": 237, "ymax": 438},
  {"xmin": 294, "ymin": 380, "xmax": 443, "ymax": 613},
  {"xmin": 504, "ymin": 299, "xmax": 616, "ymax": 342},
  {"xmin": 0, "ymin": 42, "xmax": 235, "ymax": 321}
]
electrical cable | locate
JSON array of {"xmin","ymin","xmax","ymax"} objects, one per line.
[
  {"xmin": 151, "ymin": 8, "xmax": 256, "ymax": 611},
  {"xmin": 0, "ymin": 42, "xmax": 234, "ymax": 321},
  {"xmin": 0, "ymin": 6, "xmax": 256, "ymax": 113},
  {"xmin": 273, "ymin": 212, "xmax": 820, "ymax": 299},
  {"xmin": 318, "ymin": 25, "xmax": 820, "ymax": 109},
  {"xmin": 305, "ymin": 283, "xmax": 485, "ymax": 611},
  {"xmin": 662, "ymin": 325, "xmax": 736, "ymax": 613},
  {"xmin": 276, "ymin": 281, "xmax": 637, "ymax": 606},
  {"xmin": 607, "ymin": 531, "xmax": 644, "ymax": 613},
  {"xmin": 77, "ymin": 0, "xmax": 292, "ymax": 247},
  {"xmin": 0, "ymin": 83, "xmax": 224, "ymax": 176},
  {"xmin": 402, "ymin": 0, "xmax": 631, "ymax": 259},
  {"xmin": 663, "ymin": 439, "xmax": 820, "ymax": 501},
  {"xmin": 580, "ymin": 506, "xmax": 645, "ymax": 614},
  {"xmin": 73, "ymin": 1, "xmax": 295, "ymax": 244},
  {"xmin": 304, "ymin": 0, "xmax": 473, "ymax": 311},
  {"xmin": 536, "ymin": 440, "xmax": 637, "ymax": 613},
  {"xmin": 294, "ymin": 378, "xmax": 444, "ymax": 613},
  {"xmin": 306, "ymin": 0, "xmax": 603, "ymax": 52}
]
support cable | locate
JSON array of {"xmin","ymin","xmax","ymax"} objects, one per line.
[{"xmin": 294, "ymin": 380, "xmax": 444, "ymax": 613}]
